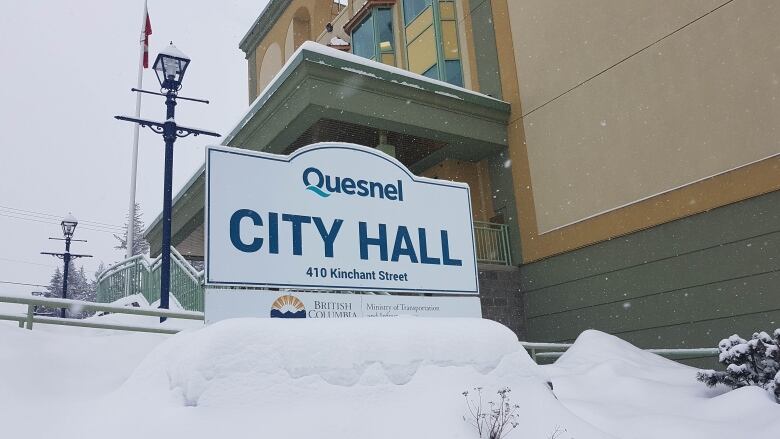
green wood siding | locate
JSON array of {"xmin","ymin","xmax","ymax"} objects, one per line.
[{"xmin": 522, "ymin": 190, "xmax": 780, "ymax": 368}]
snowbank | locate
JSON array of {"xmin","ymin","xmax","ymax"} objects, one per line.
[
  {"xmin": 0, "ymin": 323, "xmax": 164, "ymax": 405},
  {"xmin": 123, "ymin": 318, "xmax": 524, "ymax": 404},
  {"xmin": 109, "ymin": 318, "xmax": 604, "ymax": 439},
  {"xmin": 3, "ymin": 319, "xmax": 780, "ymax": 439},
  {"xmin": 545, "ymin": 330, "xmax": 780, "ymax": 439}
]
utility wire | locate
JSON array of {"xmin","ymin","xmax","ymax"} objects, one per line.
[
  {"xmin": 515, "ymin": 0, "xmax": 738, "ymax": 121},
  {"xmin": 0, "ymin": 212, "xmax": 122, "ymax": 235},
  {"xmin": 0, "ymin": 209, "xmax": 124, "ymax": 231},
  {"xmin": 0, "ymin": 280, "xmax": 48, "ymax": 288},
  {"xmin": 0, "ymin": 204, "xmax": 125, "ymax": 230},
  {"xmin": 0, "ymin": 210, "xmax": 124, "ymax": 231},
  {"xmin": 0, "ymin": 212, "xmax": 118, "ymax": 234},
  {"xmin": 0, "ymin": 257, "xmax": 56, "ymax": 268}
]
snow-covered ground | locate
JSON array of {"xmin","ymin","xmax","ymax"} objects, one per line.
[{"xmin": 1, "ymin": 315, "xmax": 778, "ymax": 439}]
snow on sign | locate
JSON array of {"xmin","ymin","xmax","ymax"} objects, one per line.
[{"xmin": 205, "ymin": 143, "xmax": 479, "ymax": 294}]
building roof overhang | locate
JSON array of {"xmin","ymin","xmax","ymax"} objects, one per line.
[
  {"xmin": 145, "ymin": 42, "xmax": 511, "ymax": 257},
  {"xmin": 239, "ymin": 0, "xmax": 292, "ymax": 56}
]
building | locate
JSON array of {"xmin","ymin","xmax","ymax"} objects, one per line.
[{"xmin": 136, "ymin": 0, "xmax": 779, "ymax": 359}]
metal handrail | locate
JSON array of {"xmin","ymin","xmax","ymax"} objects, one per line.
[
  {"xmin": 97, "ymin": 254, "xmax": 151, "ymax": 281},
  {"xmin": 96, "ymin": 250, "xmax": 204, "ymax": 285},
  {"xmin": 170, "ymin": 246, "xmax": 204, "ymax": 279},
  {"xmin": 95, "ymin": 248, "xmax": 205, "ymax": 311},
  {"xmin": 473, "ymin": 221, "xmax": 512, "ymax": 266},
  {"xmin": 0, "ymin": 294, "xmax": 203, "ymax": 334},
  {"xmin": 519, "ymin": 341, "xmax": 719, "ymax": 363}
]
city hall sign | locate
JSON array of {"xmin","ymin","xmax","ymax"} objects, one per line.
[{"xmin": 205, "ymin": 143, "xmax": 479, "ymax": 295}]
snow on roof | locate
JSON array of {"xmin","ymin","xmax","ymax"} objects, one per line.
[
  {"xmin": 299, "ymin": 41, "xmax": 503, "ymax": 103},
  {"xmin": 224, "ymin": 41, "xmax": 506, "ymax": 145},
  {"xmin": 159, "ymin": 42, "xmax": 190, "ymax": 61},
  {"xmin": 148, "ymin": 42, "xmax": 510, "ymax": 232}
]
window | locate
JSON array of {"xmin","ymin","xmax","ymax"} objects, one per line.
[
  {"xmin": 403, "ymin": 0, "xmax": 431, "ymax": 22},
  {"xmin": 350, "ymin": 7, "xmax": 396, "ymax": 66},
  {"xmin": 402, "ymin": 0, "xmax": 463, "ymax": 86},
  {"xmin": 352, "ymin": 14, "xmax": 376, "ymax": 59}
]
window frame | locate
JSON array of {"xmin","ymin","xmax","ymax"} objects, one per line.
[
  {"xmin": 401, "ymin": 0, "xmax": 463, "ymax": 86},
  {"xmin": 349, "ymin": 6, "xmax": 397, "ymax": 66}
]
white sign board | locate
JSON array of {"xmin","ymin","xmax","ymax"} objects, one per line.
[
  {"xmin": 205, "ymin": 143, "xmax": 478, "ymax": 294},
  {"xmin": 205, "ymin": 289, "xmax": 482, "ymax": 323}
]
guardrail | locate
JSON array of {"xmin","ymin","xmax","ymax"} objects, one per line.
[
  {"xmin": 96, "ymin": 247, "xmax": 204, "ymax": 312},
  {"xmin": 520, "ymin": 341, "xmax": 719, "ymax": 363},
  {"xmin": 474, "ymin": 221, "xmax": 512, "ymax": 266},
  {"xmin": 0, "ymin": 294, "xmax": 203, "ymax": 334},
  {"xmin": 0, "ymin": 294, "xmax": 719, "ymax": 362}
]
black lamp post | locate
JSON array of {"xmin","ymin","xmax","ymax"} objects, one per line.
[
  {"xmin": 116, "ymin": 42, "xmax": 220, "ymax": 321},
  {"xmin": 42, "ymin": 214, "xmax": 92, "ymax": 318}
]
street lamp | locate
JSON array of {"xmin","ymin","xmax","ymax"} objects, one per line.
[
  {"xmin": 153, "ymin": 43, "xmax": 190, "ymax": 91},
  {"xmin": 61, "ymin": 213, "xmax": 78, "ymax": 239},
  {"xmin": 115, "ymin": 42, "xmax": 220, "ymax": 321},
  {"xmin": 42, "ymin": 213, "xmax": 92, "ymax": 318}
]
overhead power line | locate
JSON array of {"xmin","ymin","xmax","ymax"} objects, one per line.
[
  {"xmin": 0, "ymin": 204, "xmax": 124, "ymax": 230},
  {"xmin": 0, "ymin": 280, "xmax": 48, "ymax": 288},
  {"xmin": 0, "ymin": 210, "xmax": 122, "ymax": 230},
  {"xmin": 515, "ymin": 0, "xmax": 738, "ymax": 121},
  {"xmin": 0, "ymin": 257, "xmax": 56, "ymax": 268},
  {"xmin": 0, "ymin": 211, "xmax": 124, "ymax": 234}
]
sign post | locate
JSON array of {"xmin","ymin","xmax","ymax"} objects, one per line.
[{"xmin": 204, "ymin": 143, "xmax": 480, "ymax": 320}]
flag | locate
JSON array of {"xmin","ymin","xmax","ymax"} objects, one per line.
[{"xmin": 142, "ymin": 2, "xmax": 153, "ymax": 68}]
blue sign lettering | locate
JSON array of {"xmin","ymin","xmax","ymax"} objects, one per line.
[{"xmin": 303, "ymin": 166, "xmax": 403, "ymax": 201}]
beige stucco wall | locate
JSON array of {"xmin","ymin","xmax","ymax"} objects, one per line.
[
  {"xmin": 258, "ymin": 42, "xmax": 282, "ymax": 92},
  {"xmin": 421, "ymin": 159, "xmax": 494, "ymax": 221},
  {"xmin": 507, "ymin": 0, "xmax": 780, "ymax": 233},
  {"xmin": 249, "ymin": 1, "xmax": 334, "ymax": 100}
]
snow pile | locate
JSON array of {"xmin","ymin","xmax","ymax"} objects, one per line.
[
  {"xmin": 0, "ymin": 322, "xmax": 164, "ymax": 404},
  {"xmin": 108, "ymin": 318, "xmax": 605, "ymax": 439},
  {"xmin": 544, "ymin": 330, "xmax": 780, "ymax": 439},
  {"xmin": 329, "ymin": 36, "xmax": 349, "ymax": 46},
  {"xmin": 2, "ymin": 318, "xmax": 780, "ymax": 439},
  {"xmin": 122, "ymin": 318, "xmax": 523, "ymax": 406}
]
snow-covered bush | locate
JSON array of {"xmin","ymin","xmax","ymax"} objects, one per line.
[
  {"xmin": 462, "ymin": 387, "xmax": 519, "ymax": 439},
  {"xmin": 697, "ymin": 329, "xmax": 780, "ymax": 402}
]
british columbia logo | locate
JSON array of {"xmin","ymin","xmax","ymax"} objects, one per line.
[{"xmin": 270, "ymin": 295, "xmax": 306, "ymax": 318}]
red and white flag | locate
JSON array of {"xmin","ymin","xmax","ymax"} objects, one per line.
[{"xmin": 142, "ymin": 2, "xmax": 153, "ymax": 68}]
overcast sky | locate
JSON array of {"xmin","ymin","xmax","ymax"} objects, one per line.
[{"xmin": 0, "ymin": 0, "xmax": 269, "ymax": 294}]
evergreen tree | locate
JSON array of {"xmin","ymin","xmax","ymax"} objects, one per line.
[
  {"xmin": 114, "ymin": 202, "xmax": 150, "ymax": 256},
  {"xmin": 698, "ymin": 330, "xmax": 780, "ymax": 403},
  {"xmin": 44, "ymin": 262, "xmax": 95, "ymax": 318},
  {"xmin": 94, "ymin": 261, "xmax": 106, "ymax": 279},
  {"xmin": 46, "ymin": 266, "xmax": 63, "ymax": 298}
]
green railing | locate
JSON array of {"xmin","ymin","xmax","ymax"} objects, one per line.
[
  {"xmin": 0, "ymin": 293, "xmax": 203, "ymax": 333},
  {"xmin": 519, "ymin": 341, "xmax": 718, "ymax": 364},
  {"xmin": 96, "ymin": 247, "xmax": 205, "ymax": 312},
  {"xmin": 474, "ymin": 221, "xmax": 512, "ymax": 265}
]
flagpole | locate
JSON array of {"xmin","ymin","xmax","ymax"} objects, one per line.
[{"xmin": 126, "ymin": 0, "xmax": 148, "ymax": 259}]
